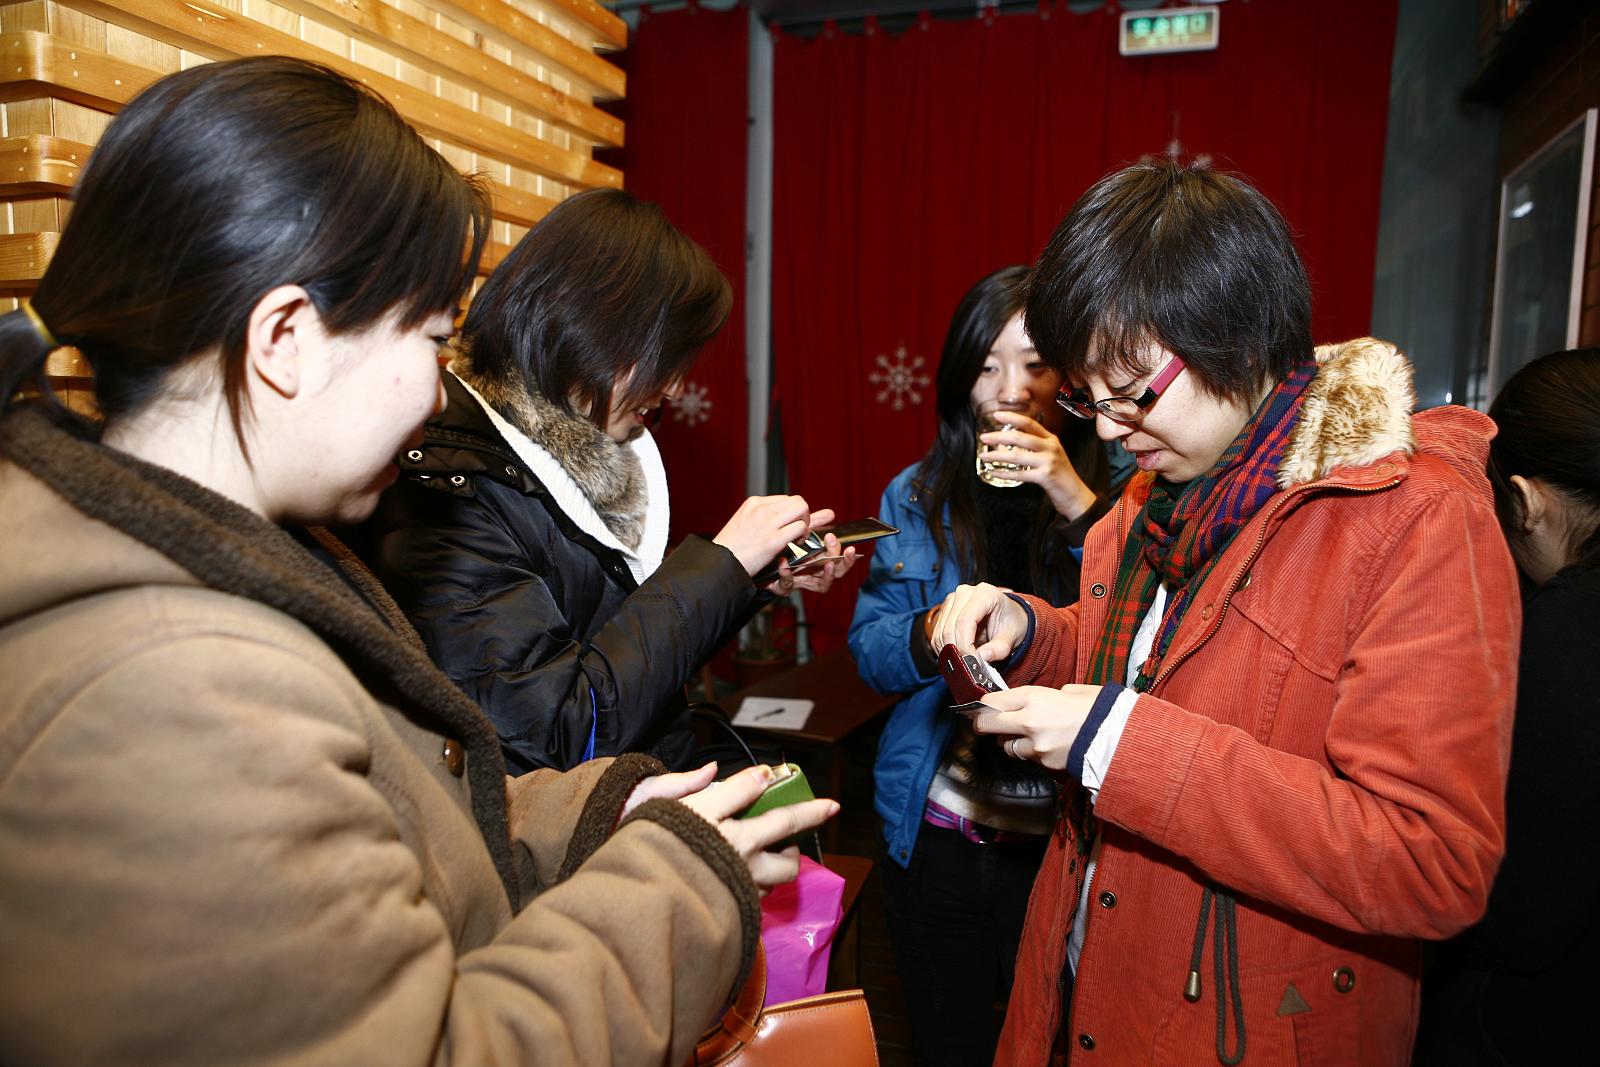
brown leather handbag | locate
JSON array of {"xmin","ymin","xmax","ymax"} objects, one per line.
[{"xmin": 691, "ymin": 943, "xmax": 878, "ymax": 1067}]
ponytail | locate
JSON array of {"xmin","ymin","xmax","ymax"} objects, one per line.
[{"xmin": 0, "ymin": 301, "xmax": 64, "ymax": 421}]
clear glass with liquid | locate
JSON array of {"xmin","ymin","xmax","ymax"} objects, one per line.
[{"xmin": 975, "ymin": 399, "xmax": 1032, "ymax": 488}]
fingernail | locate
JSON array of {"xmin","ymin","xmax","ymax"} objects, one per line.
[{"xmin": 757, "ymin": 766, "xmax": 775, "ymax": 784}]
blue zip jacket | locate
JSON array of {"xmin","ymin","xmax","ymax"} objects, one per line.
[
  {"xmin": 850, "ymin": 462, "xmax": 1104, "ymax": 868},
  {"xmin": 848, "ymin": 465, "xmax": 962, "ymax": 869}
]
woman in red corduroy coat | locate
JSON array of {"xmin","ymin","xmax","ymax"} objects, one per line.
[{"xmin": 931, "ymin": 161, "xmax": 1519, "ymax": 1067}]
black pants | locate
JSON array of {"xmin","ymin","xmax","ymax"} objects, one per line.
[{"xmin": 880, "ymin": 823, "xmax": 1048, "ymax": 1067}]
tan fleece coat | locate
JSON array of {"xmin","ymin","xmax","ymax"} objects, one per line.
[{"xmin": 0, "ymin": 410, "xmax": 759, "ymax": 1066}]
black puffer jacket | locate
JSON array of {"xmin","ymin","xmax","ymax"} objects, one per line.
[
  {"xmin": 354, "ymin": 370, "xmax": 759, "ymax": 774},
  {"xmin": 1413, "ymin": 563, "xmax": 1600, "ymax": 1067}
]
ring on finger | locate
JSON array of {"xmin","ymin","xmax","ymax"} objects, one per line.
[{"xmin": 1004, "ymin": 738, "xmax": 1018, "ymax": 758}]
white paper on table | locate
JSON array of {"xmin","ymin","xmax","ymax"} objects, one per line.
[{"xmin": 731, "ymin": 697, "xmax": 814, "ymax": 731}]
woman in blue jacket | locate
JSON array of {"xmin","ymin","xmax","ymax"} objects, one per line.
[{"xmin": 848, "ymin": 266, "xmax": 1110, "ymax": 1067}]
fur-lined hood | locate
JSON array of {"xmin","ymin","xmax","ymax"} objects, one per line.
[
  {"xmin": 1278, "ymin": 337, "xmax": 1416, "ymax": 488},
  {"xmin": 1276, "ymin": 337, "xmax": 1493, "ymax": 493},
  {"xmin": 448, "ymin": 351, "xmax": 647, "ymax": 551}
]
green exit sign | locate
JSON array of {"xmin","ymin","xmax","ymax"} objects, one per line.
[{"xmin": 1120, "ymin": 6, "xmax": 1221, "ymax": 56}]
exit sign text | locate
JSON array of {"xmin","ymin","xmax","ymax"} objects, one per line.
[{"xmin": 1120, "ymin": 6, "xmax": 1221, "ymax": 57}]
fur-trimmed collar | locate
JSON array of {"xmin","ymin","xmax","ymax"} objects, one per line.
[
  {"xmin": 449, "ymin": 352, "xmax": 647, "ymax": 551},
  {"xmin": 1277, "ymin": 337, "xmax": 1416, "ymax": 489},
  {"xmin": 0, "ymin": 409, "xmax": 522, "ymax": 906}
]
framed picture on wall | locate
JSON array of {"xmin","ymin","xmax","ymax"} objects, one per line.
[{"xmin": 1487, "ymin": 109, "xmax": 1597, "ymax": 396}]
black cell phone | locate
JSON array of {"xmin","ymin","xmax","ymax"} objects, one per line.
[{"xmin": 754, "ymin": 517, "xmax": 898, "ymax": 583}]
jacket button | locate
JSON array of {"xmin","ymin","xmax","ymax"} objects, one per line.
[
  {"xmin": 1099, "ymin": 890, "xmax": 1116, "ymax": 908},
  {"xmin": 1078, "ymin": 1033, "xmax": 1095, "ymax": 1051},
  {"xmin": 1200, "ymin": 604, "xmax": 1214, "ymax": 620},
  {"xmin": 449, "ymin": 474, "xmax": 466, "ymax": 487},
  {"xmin": 1333, "ymin": 966, "xmax": 1355, "ymax": 993},
  {"xmin": 441, "ymin": 739, "xmax": 465, "ymax": 777},
  {"xmin": 1237, "ymin": 571, "xmax": 1252, "ymax": 590},
  {"xmin": 405, "ymin": 449, "xmax": 423, "ymax": 463},
  {"xmin": 894, "ymin": 561, "xmax": 904, "ymax": 572},
  {"xmin": 1090, "ymin": 583, "xmax": 1107, "ymax": 598}
]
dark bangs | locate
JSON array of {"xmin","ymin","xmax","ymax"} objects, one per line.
[
  {"xmin": 302, "ymin": 92, "xmax": 491, "ymax": 332},
  {"xmin": 613, "ymin": 230, "xmax": 731, "ymax": 411},
  {"xmin": 462, "ymin": 188, "xmax": 731, "ymax": 428},
  {"xmin": 1025, "ymin": 160, "xmax": 1311, "ymax": 400}
]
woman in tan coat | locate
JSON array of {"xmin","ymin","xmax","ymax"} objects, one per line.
[{"xmin": 0, "ymin": 57, "xmax": 833, "ymax": 1066}]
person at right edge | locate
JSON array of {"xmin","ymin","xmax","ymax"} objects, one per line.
[
  {"xmin": 1412, "ymin": 348, "xmax": 1600, "ymax": 1067},
  {"xmin": 928, "ymin": 160, "xmax": 1520, "ymax": 1066}
]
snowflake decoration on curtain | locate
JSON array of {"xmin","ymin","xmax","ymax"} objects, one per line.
[
  {"xmin": 668, "ymin": 380, "xmax": 712, "ymax": 426},
  {"xmin": 869, "ymin": 345, "xmax": 930, "ymax": 410}
]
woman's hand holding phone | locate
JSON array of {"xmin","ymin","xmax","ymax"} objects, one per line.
[
  {"xmin": 681, "ymin": 764, "xmax": 839, "ymax": 894},
  {"xmin": 626, "ymin": 763, "xmax": 839, "ymax": 892},
  {"xmin": 929, "ymin": 582, "xmax": 1031, "ymax": 664},
  {"xmin": 713, "ymin": 495, "xmax": 828, "ymax": 577},
  {"xmin": 712, "ymin": 495, "xmax": 862, "ymax": 596},
  {"xmin": 766, "ymin": 531, "xmax": 858, "ymax": 596},
  {"xmin": 962, "ymin": 685, "xmax": 1103, "ymax": 773}
]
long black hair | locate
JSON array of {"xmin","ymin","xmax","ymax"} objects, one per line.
[
  {"xmin": 0, "ymin": 57, "xmax": 490, "ymax": 441},
  {"xmin": 459, "ymin": 188, "xmax": 731, "ymax": 429},
  {"xmin": 1488, "ymin": 348, "xmax": 1600, "ymax": 574},
  {"xmin": 913, "ymin": 267, "xmax": 1108, "ymax": 600}
]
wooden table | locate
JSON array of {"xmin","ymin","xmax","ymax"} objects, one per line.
[
  {"xmin": 725, "ymin": 646, "xmax": 897, "ymax": 803},
  {"xmin": 821, "ymin": 852, "xmax": 873, "ymax": 991}
]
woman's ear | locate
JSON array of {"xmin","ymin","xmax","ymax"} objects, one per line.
[
  {"xmin": 1508, "ymin": 474, "xmax": 1548, "ymax": 533},
  {"xmin": 245, "ymin": 285, "xmax": 318, "ymax": 400}
]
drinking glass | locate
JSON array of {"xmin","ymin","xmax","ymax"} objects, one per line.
[{"xmin": 975, "ymin": 399, "xmax": 1033, "ymax": 488}]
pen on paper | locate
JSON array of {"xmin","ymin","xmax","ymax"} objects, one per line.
[{"xmin": 755, "ymin": 707, "xmax": 786, "ymax": 721}]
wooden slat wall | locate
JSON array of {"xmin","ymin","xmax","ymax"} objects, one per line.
[{"xmin": 0, "ymin": 0, "xmax": 626, "ymax": 405}]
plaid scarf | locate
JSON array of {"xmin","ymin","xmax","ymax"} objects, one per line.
[{"xmin": 1085, "ymin": 358, "xmax": 1318, "ymax": 692}]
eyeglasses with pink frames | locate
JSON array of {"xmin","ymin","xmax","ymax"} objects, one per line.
[{"xmin": 1056, "ymin": 354, "xmax": 1186, "ymax": 425}]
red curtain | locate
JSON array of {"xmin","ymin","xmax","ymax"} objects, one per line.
[
  {"xmin": 772, "ymin": 2, "xmax": 1399, "ymax": 650},
  {"xmin": 610, "ymin": 2, "xmax": 750, "ymax": 545}
]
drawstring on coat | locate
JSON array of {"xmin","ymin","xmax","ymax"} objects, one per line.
[{"xmin": 1184, "ymin": 885, "xmax": 1244, "ymax": 1066}]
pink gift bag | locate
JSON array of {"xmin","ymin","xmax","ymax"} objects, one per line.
[{"xmin": 758, "ymin": 855, "xmax": 846, "ymax": 1002}]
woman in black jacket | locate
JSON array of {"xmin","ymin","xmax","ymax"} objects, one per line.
[
  {"xmin": 1413, "ymin": 348, "xmax": 1600, "ymax": 1065},
  {"xmin": 357, "ymin": 189, "xmax": 854, "ymax": 774}
]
